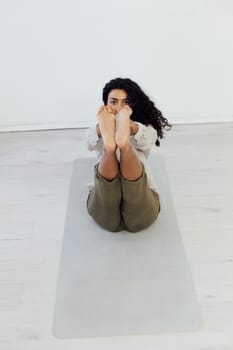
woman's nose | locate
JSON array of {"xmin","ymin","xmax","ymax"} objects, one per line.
[{"xmin": 114, "ymin": 105, "xmax": 121, "ymax": 112}]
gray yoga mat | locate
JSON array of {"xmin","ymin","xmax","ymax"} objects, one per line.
[{"xmin": 53, "ymin": 156, "xmax": 201, "ymax": 338}]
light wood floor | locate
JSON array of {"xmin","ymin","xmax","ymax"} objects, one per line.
[{"xmin": 0, "ymin": 123, "xmax": 233, "ymax": 350}]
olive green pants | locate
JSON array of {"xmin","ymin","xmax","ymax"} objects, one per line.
[{"xmin": 86, "ymin": 163, "xmax": 160, "ymax": 233}]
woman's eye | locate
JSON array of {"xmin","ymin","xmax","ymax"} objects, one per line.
[{"xmin": 110, "ymin": 101, "xmax": 116, "ymax": 105}]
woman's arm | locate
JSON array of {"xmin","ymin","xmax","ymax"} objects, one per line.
[
  {"xmin": 130, "ymin": 120, "xmax": 139, "ymax": 135},
  {"xmin": 96, "ymin": 123, "xmax": 101, "ymax": 137},
  {"xmin": 131, "ymin": 122, "xmax": 157, "ymax": 157},
  {"xmin": 86, "ymin": 124, "xmax": 103, "ymax": 151}
]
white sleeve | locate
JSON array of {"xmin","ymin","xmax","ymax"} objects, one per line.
[
  {"xmin": 131, "ymin": 122, "xmax": 157, "ymax": 157},
  {"xmin": 86, "ymin": 124, "xmax": 103, "ymax": 151}
]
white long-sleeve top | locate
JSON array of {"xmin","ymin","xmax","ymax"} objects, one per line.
[{"xmin": 86, "ymin": 121, "xmax": 158, "ymax": 192}]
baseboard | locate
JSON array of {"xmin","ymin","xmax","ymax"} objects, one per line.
[
  {"xmin": 0, "ymin": 122, "xmax": 89, "ymax": 132},
  {"xmin": 0, "ymin": 117, "xmax": 233, "ymax": 132}
]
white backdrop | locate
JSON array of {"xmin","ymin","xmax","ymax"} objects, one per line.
[{"xmin": 0, "ymin": 0, "xmax": 233, "ymax": 131}]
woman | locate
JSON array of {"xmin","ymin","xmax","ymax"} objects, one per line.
[{"xmin": 86, "ymin": 77, "xmax": 171, "ymax": 233}]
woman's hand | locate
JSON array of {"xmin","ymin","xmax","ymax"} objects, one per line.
[
  {"xmin": 97, "ymin": 105, "xmax": 115, "ymax": 119},
  {"xmin": 117, "ymin": 105, "xmax": 133, "ymax": 118}
]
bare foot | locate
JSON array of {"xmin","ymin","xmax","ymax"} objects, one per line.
[
  {"xmin": 115, "ymin": 112, "xmax": 131, "ymax": 149},
  {"xmin": 97, "ymin": 107, "xmax": 116, "ymax": 152}
]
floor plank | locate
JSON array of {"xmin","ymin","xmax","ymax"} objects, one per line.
[{"xmin": 0, "ymin": 123, "xmax": 233, "ymax": 349}]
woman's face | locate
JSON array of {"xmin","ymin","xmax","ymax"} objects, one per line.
[{"xmin": 107, "ymin": 89, "xmax": 130, "ymax": 115}]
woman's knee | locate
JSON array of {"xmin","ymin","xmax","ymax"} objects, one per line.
[
  {"xmin": 86, "ymin": 192, "xmax": 122, "ymax": 232},
  {"xmin": 87, "ymin": 209, "xmax": 122, "ymax": 232},
  {"xmin": 124, "ymin": 210, "xmax": 160, "ymax": 233},
  {"xmin": 123, "ymin": 195, "xmax": 161, "ymax": 233}
]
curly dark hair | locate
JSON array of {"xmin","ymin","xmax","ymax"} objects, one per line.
[{"xmin": 102, "ymin": 77, "xmax": 172, "ymax": 146}]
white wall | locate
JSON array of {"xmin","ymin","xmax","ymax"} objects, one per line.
[{"xmin": 0, "ymin": 0, "xmax": 233, "ymax": 131}]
